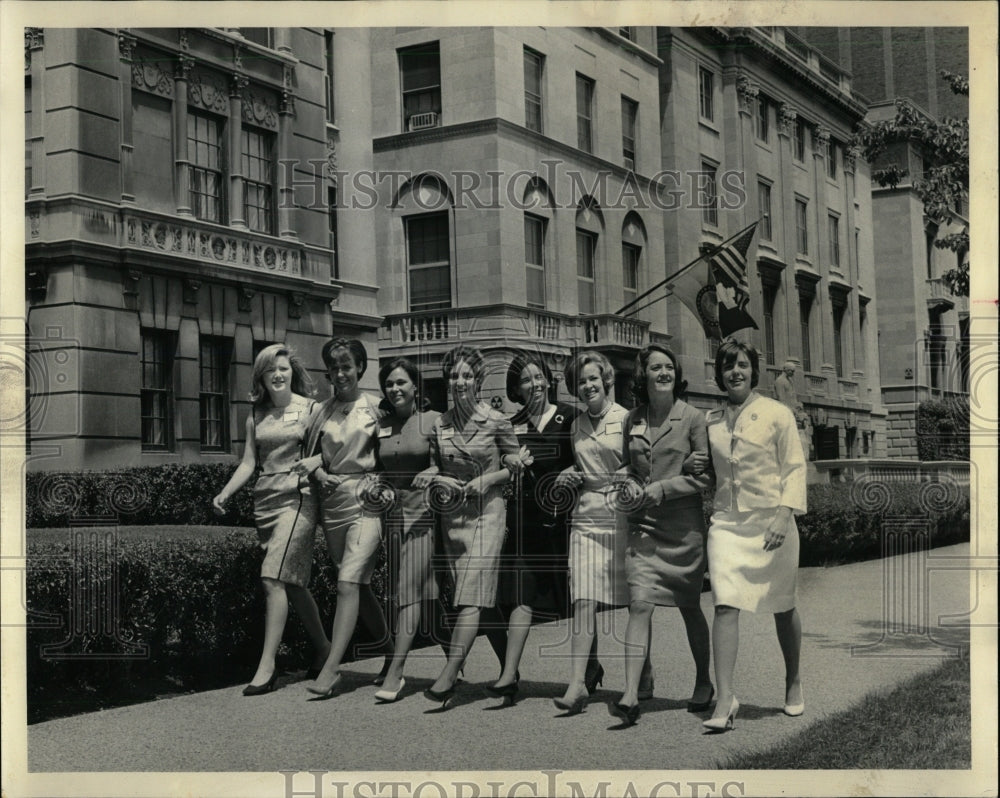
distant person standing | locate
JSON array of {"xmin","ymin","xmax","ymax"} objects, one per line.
[{"xmin": 773, "ymin": 360, "xmax": 797, "ymax": 411}]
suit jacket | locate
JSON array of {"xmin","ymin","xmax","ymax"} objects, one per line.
[{"xmin": 706, "ymin": 393, "xmax": 807, "ymax": 514}]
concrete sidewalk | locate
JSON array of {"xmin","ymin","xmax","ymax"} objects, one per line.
[{"xmin": 27, "ymin": 544, "xmax": 972, "ymax": 772}]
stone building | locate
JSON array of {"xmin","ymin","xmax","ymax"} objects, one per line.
[{"xmin": 25, "ymin": 26, "xmax": 888, "ymax": 469}]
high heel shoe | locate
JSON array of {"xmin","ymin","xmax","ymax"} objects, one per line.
[
  {"xmin": 423, "ymin": 685, "xmax": 456, "ymax": 710},
  {"xmin": 687, "ymin": 684, "xmax": 716, "ymax": 713},
  {"xmin": 584, "ymin": 663, "xmax": 605, "ymax": 694},
  {"xmin": 610, "ymin": 700, "xmax": 641, "ymax": 726},
  {"xmin": 242, "ymin": 671, "xmax": 278, "ymax": 696},
  {"xmin": 553, "ymin": 687, "xmax": 589, "ymax": 715},
  {"xmin": 637, "ymin": 667, "xmax": 655, "ymax": 701},
  {"xmin": 702, "ymin": 696, "xmax": 739, "ymax": 732},
  {"xmin": 305, "ymin": 666, "xmax": 322, "ymax": 681},
  {"xmin": 306, "ymin": 674, "xmax": 342, "ymax": 700},
  {"xmin": 485, "ymin": 681, "xmax": 520, "ymax": 707},
  {"xmin": 374, "ymin": 677, "xmax": 406, "ymax": 703}
]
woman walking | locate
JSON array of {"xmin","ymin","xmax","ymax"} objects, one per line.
[
  {"xmin": 306, "ymin": 338, "xmax": 393, "ymax": 698},
  {"xmin": 700, "ymin": 340, "xmax": 807, "ymax": 732},
  {"xmin": 611, "ymin": 344, "xmax": 714, "ymax": 726},
  {"xmin": 371, "ymin": 357, "xmax": 446, "ymax": 702},
  {"xmin": 423, "ymin": 344, "xmax": 527, "ymax": 709},
  {"xmin": 212, "ymin": 344, "xmax": 331, "ymax": 696},
  {"xmin": 553, "ymin": 351, "xmax": 629, "ymax": 714}
]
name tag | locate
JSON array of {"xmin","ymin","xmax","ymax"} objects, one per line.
[
  {"xmin": 440, "ymin": 428, "xmax": 454, "ymax": 441},
  {"xmin": 282, "ymin": 410, "xmax": 301, "ymax": 422},
  {"xmin": 514, "ymin": 424, "xmax": 528, "ymax": 436},
  {"xmin": 378, "ymin": 426, "xmax": 393, "ymax": 438},
  {"xmin": 604, "ymin": 421, "xmax": 622, "ymax": 436},
  {"xmin": 630, "ymin": 422, "xmax": 647, "ymax": 437}
]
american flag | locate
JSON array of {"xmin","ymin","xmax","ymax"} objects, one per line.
[{"xmin": 710, "ymin": 223, "xmax": 759, "ymax": 337}]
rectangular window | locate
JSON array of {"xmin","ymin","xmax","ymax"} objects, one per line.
[
  {"xmin": 242, "ymin": 128, "xmax": 274, "ymax": 235},
  {"xmin": 828, "ymin": 214, "xmax": 840, "ymax": 267},
  {"xmin": 799, "ymin": 296, "xmax": 813, "ymax": 373},
  {"xmin": 701, "ymin": 161, "xmax": 718, "ymax": 226},
  {"xmin": 576, "ymin": 74, "xmax": 594, "ymax": 153},
  {"xmin": 925, "ymin": 229, "xmax": 935, "ymax": 279},
  {"xmin": 758, "ymin": 181, "xmax": 772, "ymax": 241},
  {"xmin": 328, "ymin": 184, "xmax": 339, "ymax": 280},
  {"xmin": 618, "ymin": 26, "xmax": 635, "ymax": 41},
  {"xmin": 324, "ymin": 31, "xmax": 335, "ymax": 124},
  {"xmin": 756, "ymin": 95, "xmax": 769, "ymax": 142},
  {"xmin": 199, "ymin": 337, "xmax": 230, "ymax": 451},
  {"xmin": 576, "ymin": 229, "xmax": 596, "ymax": 314},
  {"xmin": 621, "ymin": 96, "xmax": 637, "ymax": 171},
  {"xmin": 795, "ymin": 198, "xmax": 809, "ymax": 255},
  {"xmin": 188, "ymin": 111, "xmax": 224, "ymax": 224},
  {"xmin": 141, "ymin": 330, "xmax": 175, "ymax": 451},
  {"xmin": 523, "ymin": 47, "xmax": 544, "ymax": 134},
  {"xmin": 832, "ymin": 304, "xmax": 846, "ymax": 378},
  {"xmin": 794, "ymin": 119, "xmax": 806, "ymax": 161},
  {"xmin": 699, "ymin": 67, "xmax": 714, "ymax": 122},
  {"xmin": 406, "ymin": 212, "xmax": 451, "ymax": 311},
  {"xmin": 762, "ymin": 283, "xmax": 778, "ymax": 366},
  {"xmin": 524, "ymin": 214, "xmax": 546, "ymax": 309},
  {"xmin": 826, "ymin": 138, "xmax": 838, "ymax": 179},
  {"xmin": 399, "ymin": 43, "xmax": 441, "ymax": 131},
  {"xmin": 622, "ymin": 243, "xmax": 640, "ymax": 308}
]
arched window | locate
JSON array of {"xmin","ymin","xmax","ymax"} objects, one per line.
[
  {"xmin": 395, "ymin": 174, "xmax": 454, "ymax": 312},
  {"xmin": 575, "ymin": 198, "xmax": 604, "ymax": 315},
  {"xmin": 621, "ymin": 212, "xmax": 647, "ymax": 310},
  {"xmin": 522, "ymin": 177, "xmax": 555, "ymax": 309}
]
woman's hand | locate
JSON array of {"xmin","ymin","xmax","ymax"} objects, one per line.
[
  {"xmin": 462, "ymin": 474, "xmax": 491, "ymax": 500},
  {"xmin": 290, "ymin": 456, "xmax": 320, "ymax": 478},
  {"xmin": 211, "ymin": 493, "xmax": 228, "ymax": 516},
  {"xmin": 410, "ymin": 467, "xmax": 437, "ymax": 490},
  {"xmin": 763, "ymin": 507, "xmax": 793, "ymax": 551},
  {"xmin": 432, "ymin": 475, "xmax": 465, "ymax": 494},
  {"xmin": 315, "ymin": 469, "xmax": 343, "ymax": 489},
  {"xmin": 502, "ymin": 446, "xmax": 534, "ymax": 475},
  {"xmin": 554, "ymin": 465, "xmax": 583, "ymax": 489},
  {"xmin": 682, "ymin": 450, "xmax": 710, "ymax": 475}
]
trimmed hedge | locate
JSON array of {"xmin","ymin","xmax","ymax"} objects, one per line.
[
  {"xmin": 25, "ymin": 470, "xmax": 969, "ymax": 722},
  {"xmin": 916, "ymin": 397, "xmax": 970, "ymax": 461}
]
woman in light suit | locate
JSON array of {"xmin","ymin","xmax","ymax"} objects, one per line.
[{"xmin": 698, "ymin": 340, "xmax": 807, "ymax": 732}]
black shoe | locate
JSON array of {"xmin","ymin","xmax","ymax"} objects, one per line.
[
  {"xmin": 687, "ymin": 685, "xmax": 716, "ymax": 713},
  {"xmin": 372, "ymin": 657, "xmax": 392, "ymax": 685},
  {"xmin": 485, "ymin": 681, "xmax": 520, "ymax": 707},
  {"xmin": 242, "ymin": 672, "xmax": 278, "ymax": 697},
  {"xmin": 584, "ymin": 663, "xmax": 605, "ymax": 694},
  {"xmin": 610, "ymin": 700, "xmax": 640, "ymax": 726},
  {"xmin": 553, "ymin": 688, "xmax": 589, "ymax": 716},
  {"xmin": 423, "ymin": 685, "xmax": 456, "ymax": 710},
  {"xmin": 305, "ymin": 666, "xmax": 321, "ymax": 681}
]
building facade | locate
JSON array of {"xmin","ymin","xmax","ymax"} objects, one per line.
[{"xmin": 25, "ymin": 26, "xmax": 888, "ymax": 470}]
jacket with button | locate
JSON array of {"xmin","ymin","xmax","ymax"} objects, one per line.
[{"xmin": 706, "ymin": 394, "xmax": 807, "ymax": 514}]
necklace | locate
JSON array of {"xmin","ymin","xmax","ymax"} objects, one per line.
[{"xmin": 587, "ymin": 402, "xmax": 611, "ymax": 420}]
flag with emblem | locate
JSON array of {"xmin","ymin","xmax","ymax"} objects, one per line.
[{"xmin": 710, "ymin": 222, "xmax": 759, "ymax": 338}]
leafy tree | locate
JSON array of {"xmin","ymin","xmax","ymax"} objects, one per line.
[{"xmin": 851, "ymin": 71, "xmax": 969, "ymax": 297}]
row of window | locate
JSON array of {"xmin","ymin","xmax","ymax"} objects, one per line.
[
  {"xmin": 759, "ymin": 283, "xmax": 854, "ymax": 379},
  {"xmin": 698, "ymin": 66, "xmax": 842, "ymax": 178}
]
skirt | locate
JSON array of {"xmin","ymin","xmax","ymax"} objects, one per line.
[
  {"xmin": 441, "ymin": 493, "xmax": 506, "ymax": 608},
  {"xmin": 706, "ymin": 507, "xmax": 799, "ymax": 613},
  {"xmin": 626, "ymin": 498, "xmax": 706, "ymax": 607},
  {"xmin": 254, "ymin": 471, "xmax": 318, "ymax": 588},
  {"xmin": 384, "ymin": 488, "xmax": 439, "ymax": 608},
  {"xmin": 319, "ymin": 476, "xmax": 383, "ymax": 585},
  {"xmin": 567, "ymin": 489, "xmax": 628, "ymax": 606}
]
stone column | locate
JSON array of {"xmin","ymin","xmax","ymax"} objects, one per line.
[
  {"xmin": 812, "ymin": 124, "xmax": 835, "ymax": 380},
  {"xmin": 777, "ymin": 103, "xmax": 799, "ymax": 365},
  {"xmin": 118, "ymin": 33, "xmax": 137, "ymax": 204},
  {"xmin": 228, "ymin": 74, "xmax": 249, "ymax": 228},
  {"xmin": 25, "ymin": 28, "xmax": 46, "ymax": 197},
  {"xmin": 173, "ymin": 55, "xmax": 195, "ymax": 215},
  {"xmin": 278, "ymin": 69, "xmax": 297, "ymax": 240}
]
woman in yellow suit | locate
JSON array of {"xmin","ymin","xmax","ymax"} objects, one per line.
[{"xmin": 699, "ymin": 340, "xmax": 807, "ymax": 732}]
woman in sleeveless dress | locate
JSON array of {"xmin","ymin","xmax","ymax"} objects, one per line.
[{"xmin": 212, "ymin": 344, "xmax": 331, "ymax": 696}]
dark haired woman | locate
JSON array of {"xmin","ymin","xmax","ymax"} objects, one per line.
[
  {"xmin": 306, "ymin": 338, "xmax": 393, "ymax": 698},
  {"xmin": 700, "ymin": 340, "xmax": 806, "ymax": 732},
  {"xmin": 486, "ymin": 352, "xmax": 577, "ymax": 705},
  {"xmin": 553, "ymin": 350, "xmax": 630, "ymax": 714},
  {"xmin": 423, "ymin": 344, "xmax": 527, "ymax": 708},
  {"xmin": 611, "ymin": 344, "xmax": 714, "ymax": 725},
  {"xmin": 212, "ymin": 344, "xmax": 331, "ymax": 695},
  {"xmin": 371, "ymin": 357, "xmax": 445, "ymax": 702}
]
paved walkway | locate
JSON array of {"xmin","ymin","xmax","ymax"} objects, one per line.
[{"xmin": 27, "ymin": 544, "xmax": 972, "ymax": 773}]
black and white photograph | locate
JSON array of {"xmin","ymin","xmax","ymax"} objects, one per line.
[{"xmin": 1, "ymin": 2, "xmax": 996, "ymax": 797}]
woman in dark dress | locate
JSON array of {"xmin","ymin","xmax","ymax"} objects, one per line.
[{"xmin": 488, "ymin": 352, "xmax": 576, "ymax": 705}]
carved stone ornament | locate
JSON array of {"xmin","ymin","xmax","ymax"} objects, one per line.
[
  {"xmin": 188, "ymin": 72, "xmax": 229, "ymax": 112},
  {"xmin": 118, "ymin": 33, "xmax": 137, "ymax": 63},
  {"xmin": 178, "ymin": 31, "xmax": 189, "ymax": 51},
  {"xmin": 844, "ymin": 144, "xmax": 862, "ymax": 173},
  {"xmin": 25, "ymin": 28, "xmax": 43, "ymax": 71},
  {"xmin": 174, "ymin": 55, "xmax": 195, "ymax": 82},
  {"xmin": 814, "ymin": 124, "xmax": 831, "ymax": 149},
  {"xmin": 287, "ymin": 292, "xmax": 306, "ymax": 319},
  {"xmin": 122, "ymin": 268, "xmax": 142, "ymax": 298},
  {"xmin": 230, "ymin": 73, "xmax": 249, "ymax": 98},
  {"xmin": 778, "ymin": 103, "xmax": 798, "ymax": 136},
  {"xmin": 133, "ymin": 57, "xmax": 174, "ymax": 97},
  {"xmin": 241, "ymin": 88, "xmax": 279, "ymax": 130},
  {"xmin": 232, "ymin": 42, "xmax": 243, "ymax": 69},
  {"xmin": 736, "ymin": 73, "xmax": 759, "ymax": 114},
  {"xmin": 183, "ymin": 278, "xmax": 202, "ymax": 304},
  {"xmin": 326, "ymin": 138, "xmax": 337, "ymax": 179},
  {"xmin": 238, "ymin": 286, "xmax": 256, "ymax": 312},
  {"xmin": 279, "ymin": 90, "xmax": 295, "ymax": 117}
]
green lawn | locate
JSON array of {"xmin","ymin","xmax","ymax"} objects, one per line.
[{"xmin": 720, "ymin": 656, "xmax": 971, "ymax": 769}]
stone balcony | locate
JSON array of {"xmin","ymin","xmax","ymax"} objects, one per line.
[
  {"xmin": 926, "ymin": 277, "xmax": 969, "ymax": 316},
  {"xmin": 379, "ymin": 304, "xmax": 653, "ymax": 360}
]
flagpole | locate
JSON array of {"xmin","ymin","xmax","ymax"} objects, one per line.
[
  {"xmin": 613, "ymin": 218, "xmax": 762, "ymax": 317},
  {"xmin": 621, "ymin": 287, "xmax": 675, "ymax": 318}
]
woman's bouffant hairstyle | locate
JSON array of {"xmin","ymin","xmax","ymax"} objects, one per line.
[
  {"xmin": 631, "ymin": 344, "xmax": 687, "ymax": 404},
  {"xmin": 321, "ymin": 337, "xmax": 368, "ymax": 377},
  {"xmin": 505, "ymin": 350, "xmax": 553, "ymax": 403},
  {"xmin": 563, "ymin": 350, "xmax": 615, "ymax": 395},
  {"xmin": 713, "ymin": 339, "xmax": 760, "ymax": 392},
  {"xmin": 249, "ymin": 344, "xmax": 315, "ymax": 406},
  {"xmin": 377, "ymin": 356, "xmax": 433, "ymax": 412},
  {"xmin": 441, "ymin": 344, "xmax": 486, "ymax": 383}
]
